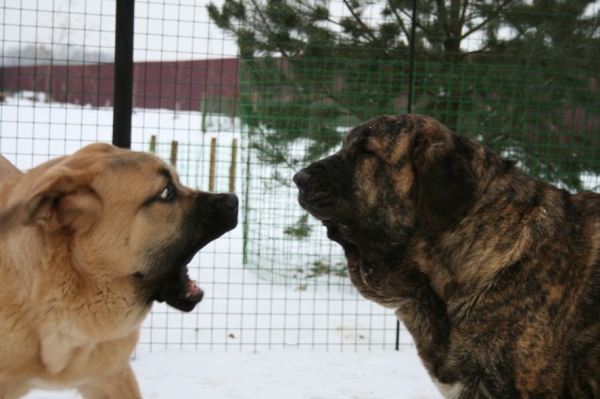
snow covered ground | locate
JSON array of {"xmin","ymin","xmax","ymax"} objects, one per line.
[
  {"xmin": 23, "ymin": 349, "xmax": 440, "ymax": 398},
  {"xmin": 0, "ymin": 94, "xmax": 441, "ymax": 398}
]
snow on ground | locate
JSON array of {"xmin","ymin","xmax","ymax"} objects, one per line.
[
  {"xmin": 1, "ymin": 94, "xmax": 441, "ymax": 398},
  {"xmin": 24, "ymin": 349, "xmax": 440, "ymax": 399}
]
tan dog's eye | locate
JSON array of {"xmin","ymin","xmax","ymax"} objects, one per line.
[
  {"xmin": 158, "ymin": 185, "xmax": 176, "ymax": 202},
  {"xmin": 142, "ymin": 184, "xmax": 177, "ymax": 207}
]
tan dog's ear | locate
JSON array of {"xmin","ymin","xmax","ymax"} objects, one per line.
[
  {"xmin": 23, "ymin": 167, "xmax": 101, "ymax": 231},
  {"xmin": 0, "ymin": 203, "xmax": 23, "ymax": 235},
  {"xmin": 412, "ymin": 134, "xmax": 477, "ymax": 237}
]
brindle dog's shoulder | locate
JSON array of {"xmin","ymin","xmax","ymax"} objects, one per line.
[{"xmin": 295, "ymin": 114, "xmax": 600, "ymax": 398}]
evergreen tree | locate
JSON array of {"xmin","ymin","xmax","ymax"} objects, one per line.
[{"xmin": 208, "ymin": 0, "xmax": 600, "ymax": 189}]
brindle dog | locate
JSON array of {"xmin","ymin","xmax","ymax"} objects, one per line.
[{"xmin": 294, "ymin": 114, "xmax": 600, "ymax": 398}]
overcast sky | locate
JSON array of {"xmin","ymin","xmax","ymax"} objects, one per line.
[
  {"xmin": 1, "ymin": 0, "xmax": 598, "ymax": 64},
  {"xmin": 0, "ymin": 0, "xmax": 239, "ymax": 62}
]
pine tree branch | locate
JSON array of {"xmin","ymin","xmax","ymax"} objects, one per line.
[
  {"xmin": 295, "ymin": 0, "xmax": 338, "ymax": 26},
  {"xmin": 386, "ymin": 0, "xmax": 411, "ymax": 40},
  {"xmin": 461, "ymin": 27, "xmax": 526, "ymax": 56},
  {"xmin": 460, "ymin": 0, "xmax": 515, "ymax": 40},
  {"xmin": 434, "ymin": 0, "xmax": 453, "ymax": 38},
  {"xmin": 461, "ymin": 45, "xmax": 492, "ymax": 56},
  {"xmin": 248, "ymin": 0, "xmax": 291, "ymax": 59},
  {"xmin": 460, "ymin": 0, "xmax": 469, "ymax": 27},
  {"xmin": 294, "ymin": 0, "xmax": 346, "ymax": 32},
  {"xmin": 253, "ymin": 125, "xmax": 298, "ymax": 170},
  {"xmin": 450, "ymin": 0, "xmax": 463, "ymax": 38},
  {"xmin": 398, "ymin": 8, "xmax": 430, "ymax": 34},
  {"xmin": 341, "ymin": 0, "xmax": 384, "ymax": 46},
  {"xmin": 324, "ymin": 89, "xmax": 364, "ymax": 120},
  {"xmin": 585, "ymin": 17, "xmax": 600, "ymax": 40}
]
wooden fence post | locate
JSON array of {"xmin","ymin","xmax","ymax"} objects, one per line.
[
  {"xmin": 229, "ymin": 138, "xmax": 238, "ymax": 192},
  {"xmin": 201, "ymin": 94, "xmax": 207, "ymax": 134},
  {"xmin": 209, "ymin": 138, "xmax": 217, "ymax": 192},
  {"xmin": 149, "ymin": 135, "xmax": 156, "ymax": 154},
  {"xmin": 170, "ymin": 140, "xmax": 178, "ymax": 167}
]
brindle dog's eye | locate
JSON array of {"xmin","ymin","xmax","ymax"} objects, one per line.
[{"xmin": 359, "ymin": 147, "xmax": 376, "ymax": 158}]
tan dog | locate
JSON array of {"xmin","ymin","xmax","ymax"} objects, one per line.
[
  {"xmin": 0, "ymin": 143, "xmax": 238, "ymax": 398},
  {"xmin": 0, "ymin": 154, "xmax": 20, "ymax": 177},
  {"xmin": 295, "ymin": 114, "xmax": 600, "ymax": 398}
]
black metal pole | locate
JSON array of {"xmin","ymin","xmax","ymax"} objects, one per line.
[
  {"xmin": 407, "ymin": 0, "xmax": 418, "ymax": 115},
  {"xmin": 112, "ymin": 0, "xmax": 135, "ymax": 149},
  {"xmin": 396, "ymin": 0, "xmax": 418, "ymax": 352}
]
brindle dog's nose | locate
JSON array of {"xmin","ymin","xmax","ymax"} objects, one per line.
[
  {"xmin": 222, "ymin": 193, "xmax": 239, "ymax": 210},
  {"xmin": 293, "ymin": 171, "xmax": 312, "ymax": 189}
]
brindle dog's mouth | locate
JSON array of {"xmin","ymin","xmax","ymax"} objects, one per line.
[
  {"xmin": 294, "ymin": 170, "xmax": 353, "ymax": 234},
  {"xmin": 296, "ymin": 190, "xmax": 355, "ymax": 236},
  {"xmin": 321, "ymin": 219, "xmax": 354, "ymax": 237}
]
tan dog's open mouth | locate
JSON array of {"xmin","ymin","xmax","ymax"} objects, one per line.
[
  {"xmin": 150, "ymin": 262, "xmax": 205, "ymax": 312},
  {"xmin": 145, "ymin": 192, "xmax": 238, "ymax": 312}
]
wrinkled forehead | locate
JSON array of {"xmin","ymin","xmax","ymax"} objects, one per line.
[
  {"xmin": 342, "ymin": 115, "xmax": 415, "ymax": 147},
  {"xmin": 343, "ymin": 116, "xmax": 391, "ymax": 145},
  {"xmin": 107, "ymin": 151, "xmax": 181, "ymax": 183},
  {"xmin": 68, "ymin": 145, "xmax": 180, "ymax": 184},
  {"xmin": 343, "ymin": 114, "xmax": 450, "ymax": 148},
  {"xmin": 342, "ymin": 124, "xmax": 368, "ymax": 146}
]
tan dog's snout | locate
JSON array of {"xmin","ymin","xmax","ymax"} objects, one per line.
[
  {"xmin": 216, "ymin": 192, "xmax": 239, "ymax": 216},
  {"xmin": 218, "ymin": 192, "xmax": 238, "ymax": 208}
]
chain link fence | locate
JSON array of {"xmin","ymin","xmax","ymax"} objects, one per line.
[{"xmin": 1, "ymin": 0, "xmax": 599, "ymax": 352}]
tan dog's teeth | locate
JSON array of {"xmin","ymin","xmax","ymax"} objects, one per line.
[{"xmin": 185, "ymin": 280, "xmax": 200, "ymax": 298}]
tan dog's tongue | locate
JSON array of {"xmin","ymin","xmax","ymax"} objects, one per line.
[{"xmin": 185, "ymin": 280, "xmax": 203, "ymax": 299}]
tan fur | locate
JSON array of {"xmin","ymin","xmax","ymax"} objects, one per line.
[
  {"xmin": 0, "ymin": 143, "xmax": 238, "ymax": 398},
  {"xmin": 0, "ymin": 154, "xmax": 21, "ymax": 179}
]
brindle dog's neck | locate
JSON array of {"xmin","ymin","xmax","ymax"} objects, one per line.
[
  {"xmin": 339, "ymin": 164, "xmax": 566, "ymax": 319},
  {"xmin": 420, "ymin": 169, "xmax": 563, "ymax": 304}
]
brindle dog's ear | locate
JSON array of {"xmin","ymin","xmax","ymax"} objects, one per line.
[{"xmin": 412, "ymin": 134, "xmax": 477, "ymax": 237}]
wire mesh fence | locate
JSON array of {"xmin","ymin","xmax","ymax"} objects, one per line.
[{"xmin": 1, "ymin": 0, "xmax": 599, "ymax": 352}]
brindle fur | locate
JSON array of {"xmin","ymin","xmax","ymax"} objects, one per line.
[{"xmin": 294, "ymin": 114, "xmax": 600, "ymax": 398}]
